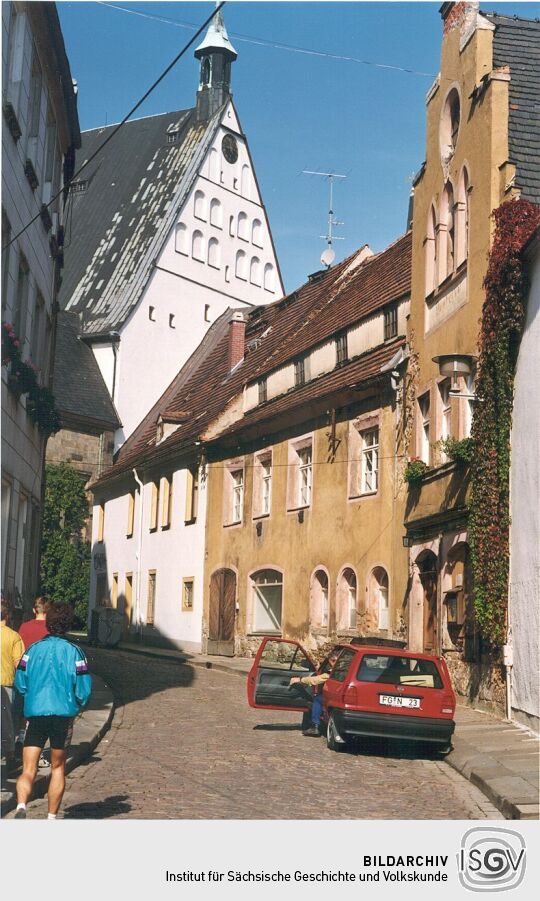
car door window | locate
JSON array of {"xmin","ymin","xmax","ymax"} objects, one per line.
[
  {"xmin": 328, "ymin": 649, "xmax": 355, "ymax": 683},
  {"xmin": 259, "ymin": 640, "xmax": 312, "ymax": 671}
]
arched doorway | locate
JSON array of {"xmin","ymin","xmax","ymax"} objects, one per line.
[
  {"xmin": 418, "ymin": 551, "xmax": 438, "ymax": 653},
  {"xmin": 208, "ymin": 568, "xmax": 236, "ymax": 656}
]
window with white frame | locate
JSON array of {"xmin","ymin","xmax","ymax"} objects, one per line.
[
  {"xmin": 232, "ymin": 469, "xmax": 243, "ymax": 522},
  {"xmin": 360, "ymin": 428, "xmax": 379, "ymax": 494},
  {"xmin": 463, "ymin": 373, "xmax": 475, "ymax": 438},
  {"xmin": 371, "ymin": 567, "xmax": 389, "ymax": 630},
  {"xmin": 310, "ymin": 569, "xmax": 329, "ymax": 629},
  {"xmin": 418, "ymin": 392, "xmax": 431, "ymax": 463},
  {"xmin": 253, "ymin": 452, "xmax": 272, "ymax": 518},
  {"xmin": 251, "ymin": 569, "xmax": 282, "ymax": 633},
  {"xmin": 298, "ymin": 446, "xmax": 312, "ymax": 507},
  {"xmin": 224, "ymin": 464, "xmax": 244, "ymax": 525},
  {"xmin": 439, "ymin": 379, "xmax": 452, "ymax": 458}
]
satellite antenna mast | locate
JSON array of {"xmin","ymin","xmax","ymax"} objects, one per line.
[{"xmin": 302, "ymin": 170, "xmax": 347, "ymax": 268}]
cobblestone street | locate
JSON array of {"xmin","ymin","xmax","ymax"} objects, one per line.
[{"xmin": 15, "ymin": 649, "xmax": 499, "ymax": 820}]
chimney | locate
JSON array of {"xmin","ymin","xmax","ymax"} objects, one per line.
[
  {"xmin": 439, "ymin": 2, "xmax": 479, "ymax": 35},
  {"xmin": 227, "ymin": 312, "xmax": 246, "ymax": 371}
]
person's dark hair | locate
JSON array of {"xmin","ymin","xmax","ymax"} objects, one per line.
[
  {"xmin": 46, "ymin": 603, "xmax": 74, "ymax": 636},
  {"xmin": 33, "ymin": 596, "xmax": 50, "ymax": 615},
  {"xmin": 1, "ymin": 597, "xmax": 12, "ymax": 626}
]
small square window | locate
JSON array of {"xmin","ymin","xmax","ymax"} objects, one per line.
[
  {"xmin": 294, "ymin": 358, "xmax": 305, "ymax": 387},
  {"xmin": 258, "ymin": 378, "xmax": 267, "ymax": 404},
  {"xmin": 182, "ymin": 578, "xmax": 194, "ymax": 611}
]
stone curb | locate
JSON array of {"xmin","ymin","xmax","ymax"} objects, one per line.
[{"xmin": 0, "ymin": 675, "xmax": 114, "ymax": 817}]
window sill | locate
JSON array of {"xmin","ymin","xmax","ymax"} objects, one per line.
[
  {"xmin": 348, "ymin": 490, "xmax": 378, "ymax": 501},
  {"xmin": 286, "ymin": 504, "xmax": 311, "ymax": 513},
  {"xmin": 223, "ymin": 519, "xmax": 243, "ymax": 528},
  {"xmin": 426, "ymin": 262, "xmax": 468, "ymax": 302},
  {"xmin": 161, "ymin": 524, "xmax": 171, "ymax": 531},
  {"xmin": 184, "ymin": 517, "xmax": 197, "ymax": 526},
  {"xmin": 252, "ymin": 513, "xmax": 270, "ymax": 522}
]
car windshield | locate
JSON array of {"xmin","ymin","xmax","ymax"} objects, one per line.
[{"xmin": 357, "ymin": 654, "xmax": 443, "ymax": 689}]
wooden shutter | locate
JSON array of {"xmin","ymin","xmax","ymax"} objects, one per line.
[
  {"xmin": 150, "ymin": 482, "xmax": 159, "ymax": 531},
  {"xmin": 185, "ymin": 468, "xmax": 199, "ymax": 522},
  {"xmin": 127, "ymin": 492, "xmax": 135, "ymax": 537},
  {"xmin": 161, "ymin": 477, "xmax": 171, "ymax": 528},
  {"xmin": 97, "ymin": 504, "xmax": 105, "ymax": 542}
]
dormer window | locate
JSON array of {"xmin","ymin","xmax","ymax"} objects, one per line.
[
  {"xmin": 336, "ymin": 332, "xmax": 348, "ymax": 366},
  {"xmin": 167, "ymin": 132, "xmax": 180, "ymax": 145}
]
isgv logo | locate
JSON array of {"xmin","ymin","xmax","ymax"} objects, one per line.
[{"xmin": 458, "ymin": 827, "xmax": 526, "ymax": 892}]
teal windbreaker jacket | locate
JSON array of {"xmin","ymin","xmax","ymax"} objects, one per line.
[{"xmin": 15, "ymin": 635, "xmax": 92, "ymax": 717}]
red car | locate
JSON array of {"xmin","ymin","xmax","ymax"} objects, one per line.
[{"xmin": 247, "ymin": 637, "xmax": 456, "ymax": 755}]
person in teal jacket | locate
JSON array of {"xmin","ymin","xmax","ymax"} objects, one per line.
[{"xmin": 14, "ymin": 603, "xmax": 92, "ymax": 819}]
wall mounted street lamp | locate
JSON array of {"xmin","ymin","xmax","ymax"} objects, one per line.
[{"xmin": 432, "ymin": 354, "xmax": 477, "ymax": 398}]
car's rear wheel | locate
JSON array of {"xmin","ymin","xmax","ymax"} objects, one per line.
[{"xmin": 326, "ymin": 713, "xmax": 347, "ymax": 752}]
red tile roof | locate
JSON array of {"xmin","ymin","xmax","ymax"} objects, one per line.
[{"xmin": 92, "ymin": 232, "xmax": 411, "ymax": 489}]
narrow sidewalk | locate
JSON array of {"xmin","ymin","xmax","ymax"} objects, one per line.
[
  {"xmin": 1, "ymin": 674, "xmax": 114, "ymax": 817},
  {"xmin": 113, "ymin": 640, "xmax": 539, "ymax": 820}
]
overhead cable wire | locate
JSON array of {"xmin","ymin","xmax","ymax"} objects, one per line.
[
  {"xmin": 96, "ymin": 1, "xmax": 437, "ymax": 78},
  {"xmin": 2, "ymin": 2, "xmax": 225, "ymax": 254}
]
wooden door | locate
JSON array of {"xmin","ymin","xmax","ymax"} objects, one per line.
[
  {"xmin": 208, "ymin": 568, "xmax": 236, "ymax": 656},
  {"xmin": 123, "ymin": 573, "xmax": 133, "ymax": 640},
  {"xmin": 419, "ymin": 555, "xmax": 438, "ymax": 653}
]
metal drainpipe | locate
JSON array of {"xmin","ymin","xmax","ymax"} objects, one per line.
[
  {"xmin": 503, "ymin": 629, "xmax": 513, "ymax": 722},
  {"xmin": 132, "ymin": 468, "xmax": 144, "ymax": 640}
]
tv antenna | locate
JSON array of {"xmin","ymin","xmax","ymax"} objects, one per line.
[{"xmin": 302, "ymin": 170, "xmax": 347, "ymax": 268}]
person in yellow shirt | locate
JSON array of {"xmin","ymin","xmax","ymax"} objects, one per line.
[{"xmin": 1, "ymin": 598, "xmax": 25, "ymax": 767}]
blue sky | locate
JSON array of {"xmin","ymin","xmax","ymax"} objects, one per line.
[{"xmin": 58, "ymin": 1, "xmax": 539, "ymax": 292}]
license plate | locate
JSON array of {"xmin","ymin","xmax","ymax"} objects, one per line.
[{"xmin": 379, "ymin": 694, "xmax": 421, "ymax": 709}]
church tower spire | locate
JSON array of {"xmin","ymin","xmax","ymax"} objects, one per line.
[{"xmin": 194, "ymin": 5, "xmax": 237, "ymax": 122}]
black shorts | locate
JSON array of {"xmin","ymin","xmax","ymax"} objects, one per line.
[{"xmin": 24, "ymin": 716, "xmax": 74, "ymax": 751}]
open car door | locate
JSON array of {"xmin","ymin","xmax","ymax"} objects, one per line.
[{"xmin": 247, "ymin": 637, "xmax": 317, "ymax": 710}]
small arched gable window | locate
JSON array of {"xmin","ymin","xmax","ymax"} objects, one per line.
[
  {"xmin": 194, "ymin": 189, "xmax": 206, "ymax": 221},
  {"xmin": 425, "ymin": 204, "xmax": 437, "ymax": 296},
  {"xmin": 456, "ymin": 166, "xmax": 470, "ymax": 267},
  {"xmin": 209, "ymin": 198, "xmax": 222, "ymax": 229},
  {"xmin": 237, "ymin": 211, "xmax": 248, "ymax": 241},
  {"xmin": 250, "ymin": 257, "xmax": 261, "ymax": 286},
  {"xmin": 209, "ymin": 148, "xmax": 219, "ymax": 182},
  {"xmin": 252, "ymin": 218, "xmax": 263, "ymax": 247},
  {"xmin": 192, "ymin": 230, "xmax": 204, "ymax": 261},
  {"xmin": 439, "ymin": 182, "xmax": 455, "ymax": 281},
  {"xmin": 264, "ymin": 263, "xmax": 275, "ymax": 293},
  {"xmin": 241, "ymin": 164, "xmax": 250, "ymax": 198},
  {"xmin": 175, "ymin": 222, "xmax": 188, "ymax": 255},
  {"xmin": 208, "ymin": 237, "xmax": 220, "ymax": 269},
  {"xmin": 235, "ymin": 249, "xmax": 247, "ymax": 280}
]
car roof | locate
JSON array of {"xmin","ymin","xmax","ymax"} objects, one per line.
[{"xmin": 337, "ymin": 643, "xmax": 443, "ymax": 663}]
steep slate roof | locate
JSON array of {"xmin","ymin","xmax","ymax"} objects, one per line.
[
  {"xmin": 92, "ymin": 232, "xmax": 411, "ymax": 489},
  {"xmin": 59, "ymin": 106, "xmax": 223, "ymax": 334},
  {"xmin": 484, "ymin": 13, "xmax": 540, "ymax": 204},
  {"xmin": 53, "ymin": 312, "xmax": 120, "ymax": 430}
]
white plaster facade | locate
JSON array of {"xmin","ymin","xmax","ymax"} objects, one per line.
[
  {"xmin": 88, "ymin": 100, "xmax": 283, "ymax": 449},
  {"xmin": 91, "ymin": 464, "xmax": 207, "ymax": 652},
  {"xmin": 509, "ymin": 234, "xmax": 540, "ymax": 732},
  {"xmin": 1, "ymin": 2, "xmax": 79, "ymax": 614}
]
